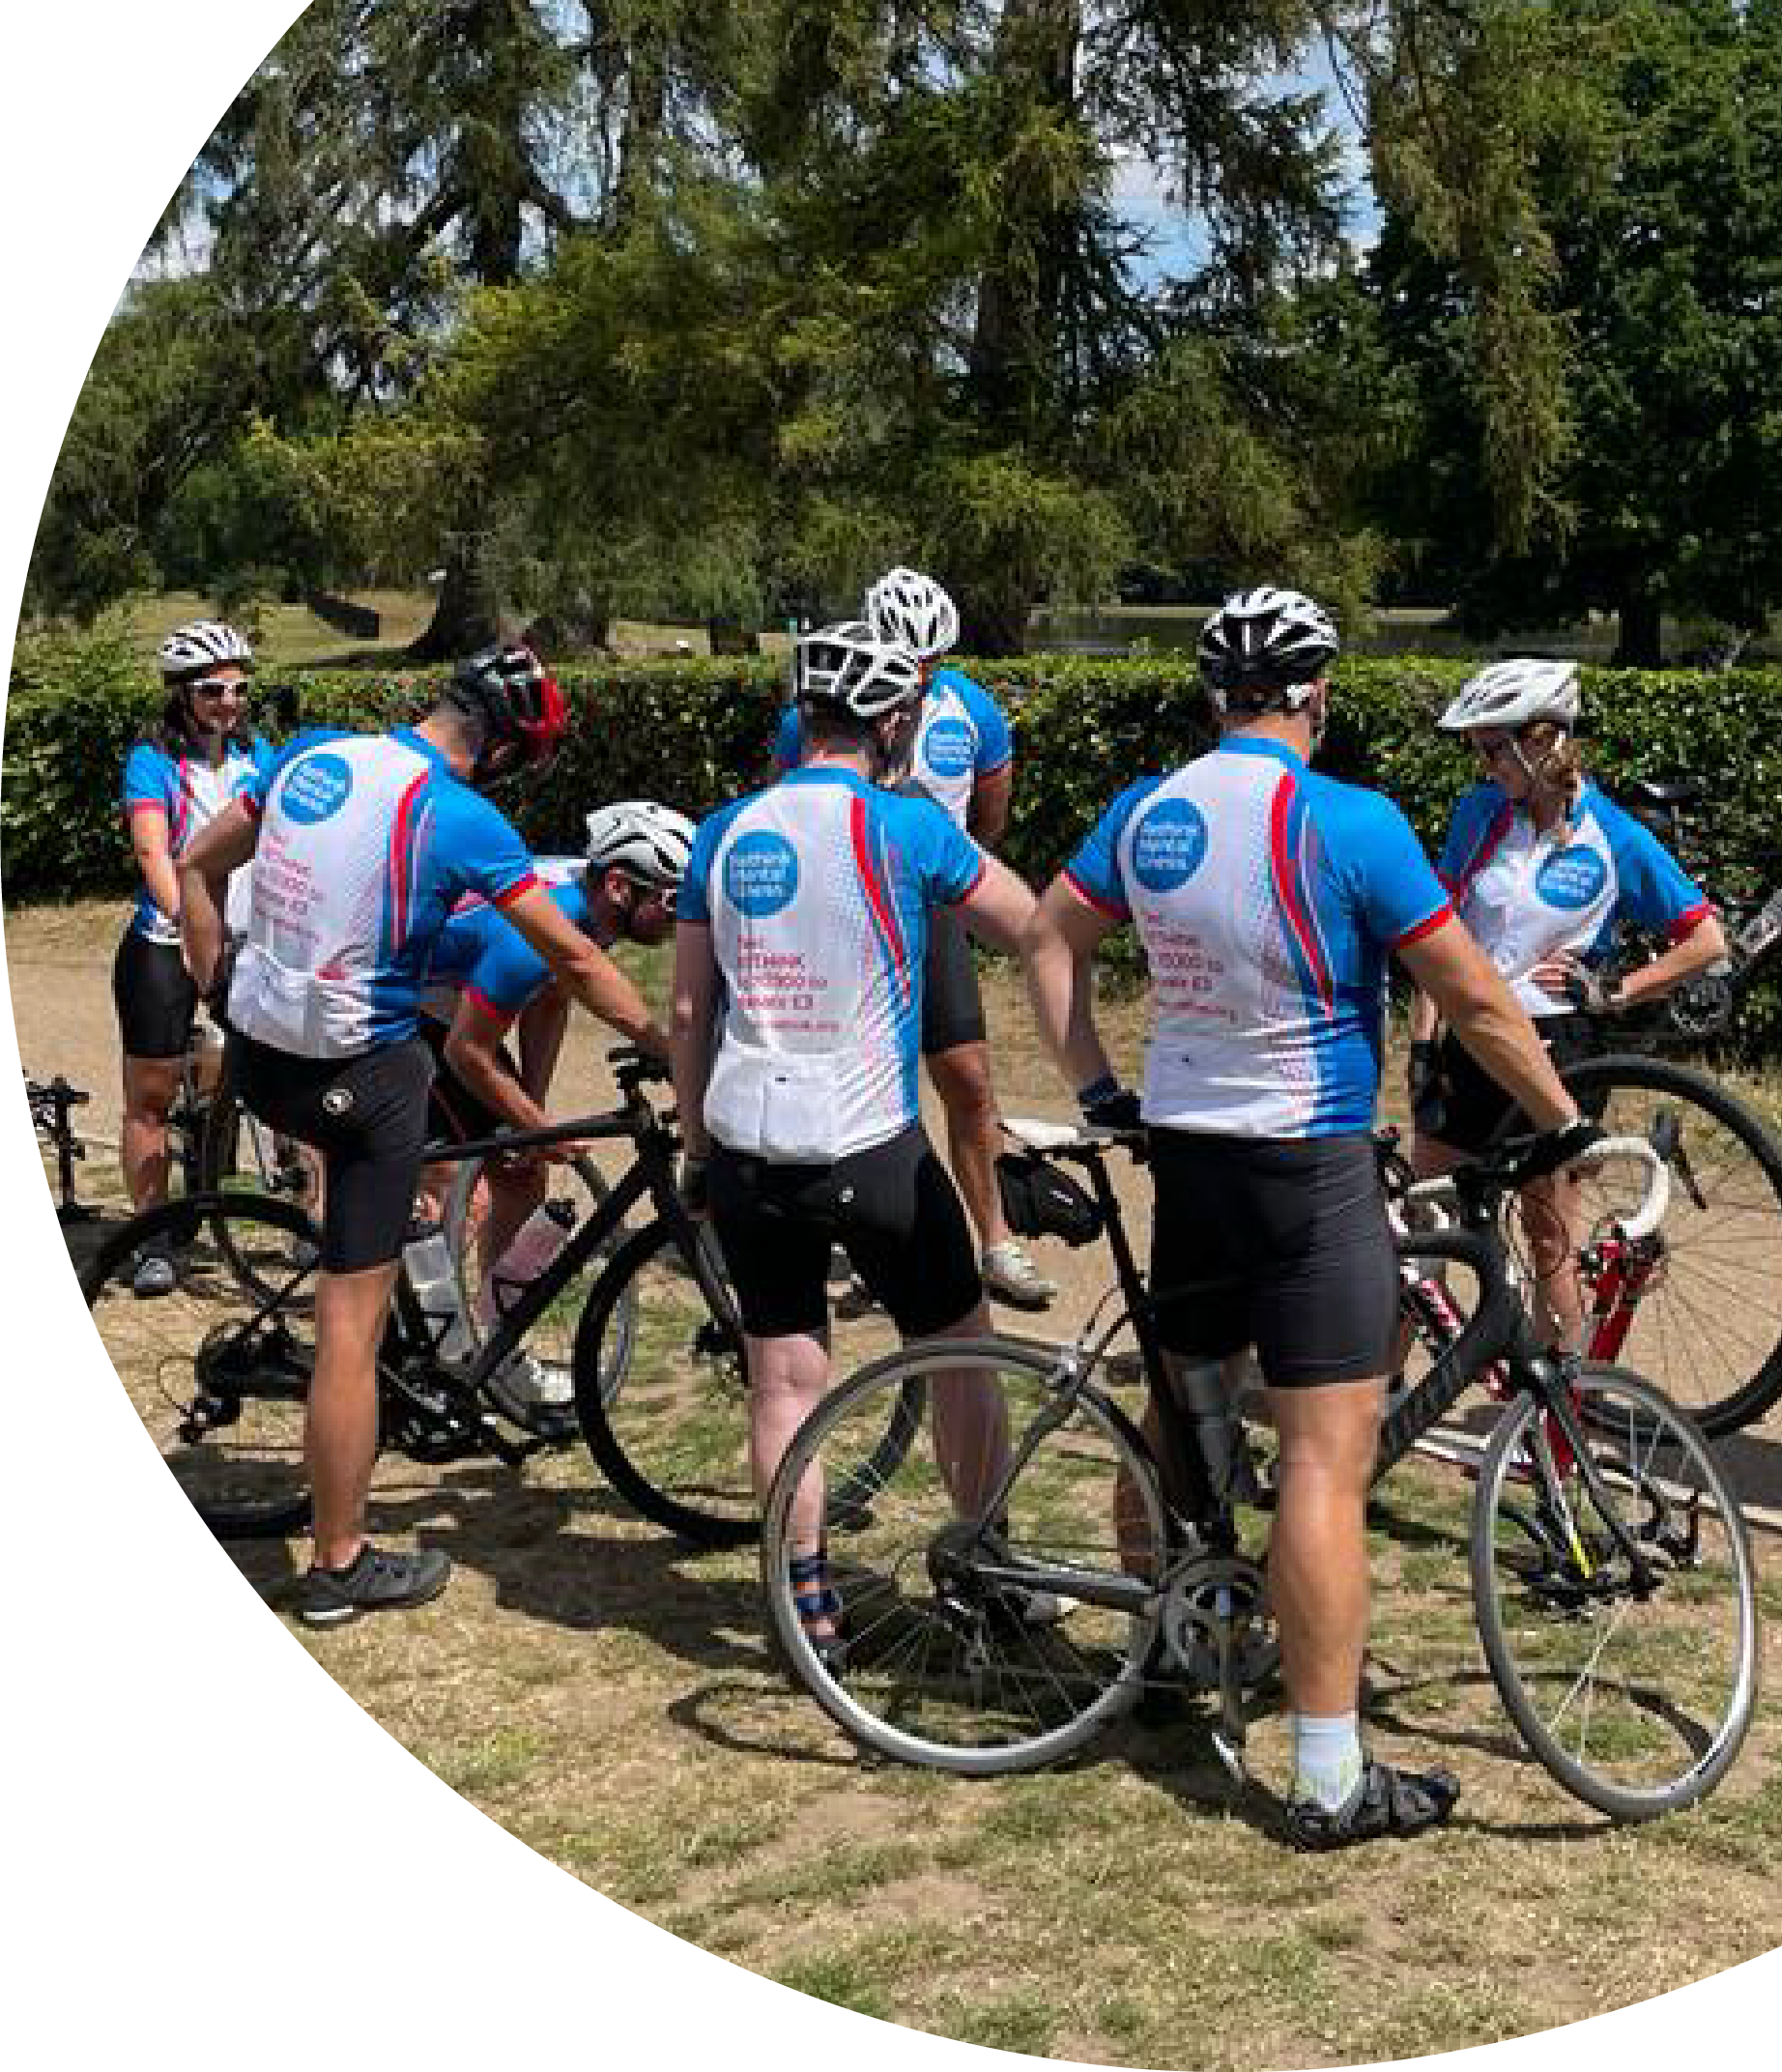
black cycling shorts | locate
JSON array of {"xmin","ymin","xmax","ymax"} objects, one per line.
[
  {"xmin": 1148, "ymin": 1129, "xmax": 1398, "ymax": 1388},
  {"xmin": 112, "ymin": 930, "xmax": 197, "ymax": 1062},
  {"xmin": 416, "ymin": 1015, "xmax": 520, "ymax": 1146},
  {"xmin": 709, "ymin": 1125, "xmax": 982, "ymax": 1340},
  {"xmin": 230, "ymin": 1032, "xmax": 435, "ymax": 1274},
  {"xmin": 1414, "ymin": 1019, "xmax": 1599, "ymax": 1157},
  {"xmin": 921, "ymin": 905, "xmax": 988, "ymax": 1055}
]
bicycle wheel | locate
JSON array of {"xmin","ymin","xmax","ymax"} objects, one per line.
[
  {"xmin": 762, "ymin": 1338, "xmax": 1168, "ymax": 1776},
  {"xmin": 80, "ymin": 1194, "xmax": 322, "ymax": 1539},
  {"xmin": 571, "ymin": 1218, "xmax": 918, "ymax": 1550},
  {"xmin": 1551, "ymin": 1054, "xmax": 1782, "ymax": 1435},
  {"xmin": 1471, "ymin": 1363, "xmax": 1758, "ymax": 1821},
  {"xmin": 442, "ymin": 1148, "xmax": 631, "ymax": 1405},
  {"xmin": 198, "ymin": 1085, "xmax": 324, "ymax": 1304}
]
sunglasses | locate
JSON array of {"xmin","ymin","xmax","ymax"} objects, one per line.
[
  {"xmin": 621, "ymin": 876, "xmax": 677, "ymax": 915},
  {"xmin": 1472, "ymin": 734, "xmax": 1522, "ymax": 765},
  {"xmin": 187, "ymin": 676, "xmax": 244, "ymax": 699}
]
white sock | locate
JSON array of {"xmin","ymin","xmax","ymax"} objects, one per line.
[{"xmin": 1293, "ymin": 1712, "xmax": 1365, "ymax": 1812}]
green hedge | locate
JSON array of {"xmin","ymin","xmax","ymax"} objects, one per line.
[{"xmin": 10, "ymin": 627, "xmax": 1782, "ymax": 1044}]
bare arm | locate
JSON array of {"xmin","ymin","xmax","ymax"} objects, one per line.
[
  {"xmin": 1398, "ymin": 919, "xmax": 1579, "ymax": 1132},
  {"xmin": 670, "ymin": 919, "xmax": 720, "ymax": 1161},
  {"xmin": 177, "ymin": 799, "xmax": 259, "ymax": 993},
  {"xmin": 1023, "ymin": 876, "xmax": 1121, "ymax": 1097},
  {"xmin": 1529, "ymin": 910, "xmax": 1729, "ymax": 1014},
  {"xmin": 128, "ymin": 807, "xmax": 182, "ymax": 923},
  {"xmin": 498, "ymin": 886, "xmax": 668, "ymax": 1058},
  {"xmin": 515, "ymin": 992, "xmax": 570, "ymax": 1103},
  {"xmin": 955, "ymin": 852, "xmax": 1036, "ymax": 956},
  {"xmin": 966, "ymin": 763, "xmax": 1013, "ymax": 849},
  {"xmin": 443, "ymin": 1004, "xmax": 552, "ymax": 1137}
]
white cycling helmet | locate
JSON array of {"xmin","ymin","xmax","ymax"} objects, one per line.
[
  {"xmin": 158, "ymin": 619, "xmax": 253, "ymax": 682},
  {"xmin": 584, "ymin": 800, "xmax": 696, "ymax": 890},
  {"xmin": 865, "ymin": 566, "xmax": 959, "ymax": 661},
  {"xmin": 1196, "ymin": 587, "xmax": 1339, "ymax": 711},
  {"xmin": 795, "ymin": 619, "xmax": 924, "ymax": 720},
  {"xmin": 1438, "ymin": 657, "xmax": 1580, "ymax": 734}
]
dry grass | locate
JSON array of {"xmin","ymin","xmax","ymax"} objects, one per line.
[{"xmin": 14, "ymin": 903, "xmax": 1782, "ymax": 2067}]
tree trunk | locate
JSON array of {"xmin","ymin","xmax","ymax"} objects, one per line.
[
  {"xmin": 408, "ymin": 537, "xmax": 506, "ymax": 662},
  {"xmin": 1611, "ymin": 588, "xmax": 1664, "ymax": 668}
]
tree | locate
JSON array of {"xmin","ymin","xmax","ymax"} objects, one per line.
[{"xmin": 1363, "ymin": 0, "xmax": 1782, "ymax": 663}]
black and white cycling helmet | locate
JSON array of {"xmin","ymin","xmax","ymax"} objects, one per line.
[
  {"xmin": 1196, "ymin": 587, "xmax": 1339, "ymax": 710},
  {"xmin": 447, "ymin": 643, "xmax": 567, "ymax": 763},
  {"xmin": 795, "ymin": 619, "xmax": 924, "ymax": 720},
  {"xmin": 158, "ymin": 619, "xmax": 253, "ymax": 683},
  {"xmin": 584, "ymin": 800, "xmax": 696, "ymax": 890},
  {"xmin": 1438, "ymin": 657, "xmax": 1580, "ymax": 734},
  {"xmin": 865, "ymin": 566, "xmax": 959, "ymax": 661}
]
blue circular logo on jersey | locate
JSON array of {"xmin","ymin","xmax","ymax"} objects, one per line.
[
  {"xmin": 1537, "ymin": 845, "xmax": 1608, "ymax": 911},
  {"xmin": 1131, "ymin": 798, "xmax": 1209, "ymax": 892},
  {"xmin": 724, "ymin": 832, "xmax": 800, "ymax": 917},
  {"xmin": 279, "ymin": 753, "xmax": 353, "ymax": 824},
  {"xmin": 922, "ymin": 716, "xmax": 975, "ymax": 781}
]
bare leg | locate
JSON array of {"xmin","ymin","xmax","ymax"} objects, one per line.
[
  {"xmin": 923, "ymin": 1301, "xmax": 1011, "ymax": 1518},
  {"xmin": 121, "ymin": 1054, "xmax": 183, "ymax": 1211},
  {"xmin": 748, "ymin": 1327, "xmax": 833, "ymax": 1562},
  {"xmin": 1265, "ymin": 1378, "xmax": 1384, "ymax": 1718},
  {"xmin": 1515, "ymin": 1171, "xmax": 1584, "ymax": 1348},
  {"xmin": 925, "ymin": 1042, "xmax": 1006, "ymax": 1251},
  {"xmin": 307, "ymin": 1259, "xmax": 402, "ymax": 1570}
]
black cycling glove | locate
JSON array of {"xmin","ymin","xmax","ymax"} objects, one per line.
[
  {"xmin": 1077, "ymin": 1076, "xmax": 1142, "ymax": 1134},
  {"xmin": 1511, "ymin": 1116, "xmax": 1604, "ymax": 1187}
]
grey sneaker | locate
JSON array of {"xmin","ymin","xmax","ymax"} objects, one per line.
[
  {"xmin": 980, "ymin": 1240, "xmax": 1057, "ymax": 1311},
  {"xmin": 297, "ymin": 1544, "xmax": 450, "ymax": 1626},
  {"xmin": 130, "ymin": 1246, "xmax": 177, "ymax": 1299}
]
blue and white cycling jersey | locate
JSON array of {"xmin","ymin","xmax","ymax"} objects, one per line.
[
  {"xmin": 228, "ymin": 726, "xmax": 538, "ymax": 1059},
  {"xmin": 1066, "ymin": 738, "xmax": 1453, "ymax": 1137},
  {"xmin": 122, "ymin": 736, "xmax": 274, "ymax": 945},
  {"xmin": 1439, "ymin": 780, "xmax": 1710, "ymax": 1018},
  {"xmin": 420, "ymin": 879, "xmax": 605, "ymax": 1027},
  {"xmin": 773, "ymin": 666, "xmax": 1013, "ymax": 829},
  {"xmin": 682, "ymin": 766, "xmax": 986, "ymax": 1160}
]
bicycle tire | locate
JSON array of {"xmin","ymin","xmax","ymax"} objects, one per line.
[
  {"xmin": 81, "ymin": 1193, "xmax": 323, "ymax": 1539},
  {"xmin": 571, "ymin": 1218, "xmax": 921, "ymax": 1550},
  {"xmin": 1548, "ymin": 1053, "xmax": 1782, "ymax": 1435},
  {"xmin": 442, "ymin": 1147, "xmax": 633, "ymax": 1406},
  {"xmin": 1470, "ymin": 1363, "xmax": 1758, "ymax": 1821},
  {"xmin": 762, "ymin": 1337, "xmax": 1167, "ymax": 1776},
  {"xmin": 198, "ymin": 1086, "xmax": 324, "ymax": 1305}
]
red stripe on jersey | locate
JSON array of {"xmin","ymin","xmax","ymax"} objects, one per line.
[
  {"xmin": 850, "ymin": 793, "xmax": 909, "ymax": 1006},
  {"xmin": 1268, "ymin": 775, "xmax": 1334, "ymax": 1014}
]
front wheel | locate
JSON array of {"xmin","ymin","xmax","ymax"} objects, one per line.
[
  {"xmin": 1470, "ymin": 1363, "xmax": 1758, "ymax": 1821},
  {"xmin": 762, "ymin": 1338, "xmax": 1169, "ymax": 1776},
  {"xmin": 571, "ymin": 1218, "xmax": 922, "ymax": 1550},
  {"xmin": 80, "ymin": 1193, "xmax": 323, "ymax": 1539},
  {"xmin": 1550, "ymin": 1054, "xmax": 1782, "ymax": 1436}
]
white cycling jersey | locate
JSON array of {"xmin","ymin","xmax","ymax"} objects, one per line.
[{"xmin": 681, "ymin": 767, "xmax": 985, "ymax": 1161}]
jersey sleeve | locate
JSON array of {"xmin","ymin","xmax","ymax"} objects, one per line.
[
  {"xmin": 1602, "ymin": 806, "xmax": 1712, "ymax": 939},
  {"xmin": 902, "ymin": 795, "xmax": 987, "ymax": 906},
  {"xmin": 961, "ymin": 677, "xmax": 1013, "ymax": 775},
  {"xmin": 464, "ymin": 910, "xmax": 557, "ymax": 1018},
  {"xmin": 772, "ymin": 706, "xmax": 803, "ymax": 772},
  {"xmin": 122, "ymin": 744, "xmax": 173, "ymax": 819},
  {"xmin": 1436, "ymin": 785, "xmax": 1498, "ymax": 890},
  {"xmin": 439, "ymin": 787, "xmax": 538, "ymax": 906},
  {"xmin": 1062, "ymin": 779, "xmax": 1160, "ymax": 922},
  {"xmin": 678, "ymin": 807, "xmax": 732, "ymax": 925},
  {"xmin": 1346, "ymin": 791, "xmax": 1453, "ymax": 947}
]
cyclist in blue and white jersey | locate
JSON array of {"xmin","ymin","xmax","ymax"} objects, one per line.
[
  {"xmin": 1026, "ymin": 588, "xmax": 1594, "ymax": 1850},
  {"xmin": 1408, "ymin": 658, "xmax": 1726, "ymax": 1344},
  {"xmin": 114, "ymin": 620, "xmax": 274, "ymax": 1294},
  {"xmin": 675, "ymin": 620, "xmax": 1040, "ymax": 1668},
  {"xmin": 179, "ymin": 646, "xmax": 666, "ymax": 1626},
  {"xmin": 772, "ymin": 566, "xmax": 1055, "ymax": 1311},
  {"xmin": 412, "ymin": 801, "xmax": 690, "ymax": 1424}
]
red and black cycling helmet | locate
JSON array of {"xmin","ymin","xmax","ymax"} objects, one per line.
[{"xmin": 447, "ymin": 644, "xmax": 567, "ymax": 766}]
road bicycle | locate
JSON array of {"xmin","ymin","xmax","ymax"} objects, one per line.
[
  {"xmin": 79, "ymin": 1050, "xmax": 916, "ymax": 1547},
  {"xmin": 762, "ymin": 1119, "xmax": 1758, "ymax": 1824}
]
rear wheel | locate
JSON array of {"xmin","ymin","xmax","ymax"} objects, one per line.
[
  {"xmin": 199, "ymin": 1085, "xmax": 324, "ymax": 1303},
  {"xmin": 81, "ymin": 1194, "xmax": 322, "ymax": 1538},
  {"xmin": 1471, "ymin": 1363, "xmax": 1758, "ymax": 1820}
]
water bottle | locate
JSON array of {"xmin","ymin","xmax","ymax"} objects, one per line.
[
  {"xmin": 1739, "ymin": 886, "xmax": 1782, "ymax": 961},
  {"xmin": 1176, "ymin": 1358, "xmax": 1261, "ymax": 1509},
  {"xmin": 475, "ymin": 1197, "xmax": 578, "ymax": 1330},
  {"xmin": 401, "ymin": 1226, "xmax": 473, "ymax": 1366}
]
